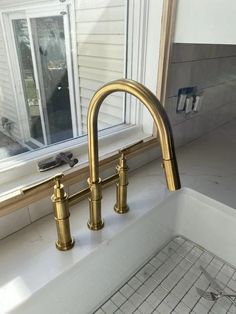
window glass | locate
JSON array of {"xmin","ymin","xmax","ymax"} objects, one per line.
[
  {"xmin": 0, "ymin": 0, "xmax": 126, "ymax": 160},
  {"xmin": 32, "ymin": 15, "xmax": 73, "ymax": 145},
  {"xmin": 13, "ymin": 19, "xmax": 44, "ymax": 144}
]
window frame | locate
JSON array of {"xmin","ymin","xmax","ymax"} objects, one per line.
[{"xmin": 0, "ymin": 0, "xmax": 164, "ymax": 196}]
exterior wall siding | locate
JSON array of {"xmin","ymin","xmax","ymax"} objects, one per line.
[
  {"xmin": 0, "ymin": 22, "xmax": 21, "ymax": 142},
  {"xmin": 75, "ymin": 0, "xmax": 126, "ymax": 134}
]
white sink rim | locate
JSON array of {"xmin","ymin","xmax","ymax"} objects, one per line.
[{"xmin": 6, "ymin": 187, "xmax": 236, "ymax": 314}]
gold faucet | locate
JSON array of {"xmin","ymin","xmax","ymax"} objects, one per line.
[
  {"xmin": 20, "ymin": 79, "xmax": 181, "ymax": 250},
  {"xmin": 51, "ymin": 174, "xmax": 74, "ymax": 251},
  {"xmin": 114, "ymin": 152, "xmax": 129, "ymax": 214},
  {"xmin": 22, "ymin": 173, "xmax": 74, "ymax": 251},
  {"xmin": 87, "ymin": 79, "xmax": 181, "ymax": 230}
]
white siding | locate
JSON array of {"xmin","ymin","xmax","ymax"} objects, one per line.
[
  {"xmin": 0, "ymin": 22, "xmax": 21, "ymax": 141},
  {"xmin": 75, "ymin": 0, "xmax": 126, "ymax": 133},
  {"xmin": 76, "ymin": 0, "xmax": 125, "ymax": 10},
  {"xmin": 0, "ymin": 0, "xmax": 49, "ymax": 9}
]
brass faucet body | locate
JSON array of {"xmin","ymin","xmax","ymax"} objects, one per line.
[
  {"xmin": 21, "ymin": 171, "xmax": 120, "ymax": 250},
  {"xmin": 87, "ymin": 79, "xmax": 181, "ymax": 230},
  {"xmin": 51, "ymin": 174, "xmax": 74, "ymax": 251},
  {"xmin": 20, "ymin": 79, "xmax": 181, "ymax": 248},
  {"xmin": 87, "ymin": 178, "xmax": 104, "ymax": 230},
  {"xmin": 114, "ymin": 153, "xmax": 129, "ymax": 214}
]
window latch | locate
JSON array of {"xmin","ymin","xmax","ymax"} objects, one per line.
[{"xmin": 38, "ymin": 151, "xmax": 78, "ymax": 172}]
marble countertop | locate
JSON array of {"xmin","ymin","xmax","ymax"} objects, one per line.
[
  {"xmin": 0, "ymin": 118, "xmax": 235, "ymax": 313},
  {"xmin": 177, "ymin": 118, "xmax": 236, "ymax": 209},
  {"xmin": 132, "ymin": 118, "xmax": 236, "ymax": 210}
]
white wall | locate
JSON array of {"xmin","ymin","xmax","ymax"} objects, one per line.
[{"xmin": 174, "ymin": 0, "xmax": 236, "ymax": 44}]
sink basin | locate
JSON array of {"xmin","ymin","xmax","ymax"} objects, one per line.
[{"xmin": 6, "ymin": 188, "xmax": 236, "ymax": 314}]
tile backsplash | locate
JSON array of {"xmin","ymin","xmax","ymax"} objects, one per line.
[{"xmin": 166, "ymin": 43, "xmax": 236, "ymax": 147}]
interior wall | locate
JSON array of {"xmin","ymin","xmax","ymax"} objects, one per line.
[
  {"xmin": 174, "ymin": 0, "xmax": 236, "ymax": 45},
  {"xmin": 165, "ymin": 43, "xmax": 236, "ymax": 147}
]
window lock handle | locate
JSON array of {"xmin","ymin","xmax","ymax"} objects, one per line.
[
  {"xmin": 56, "ymin": 152, "xmax": 78, "ymax": 168},
  {"xmin": 38, "ymin": 151, "xmax": 78, "ymax": 172}
]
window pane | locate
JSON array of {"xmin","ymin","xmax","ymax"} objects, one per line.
[
  {"xmin": 0, "ymin": 1, "xmax": 127, "ymax": 161},
  {"xmin": 32, "ymin": 15, "xmax": 73, "ymax": 144},
  {"xmin": 13, "ymin": 19, "xmax": 44, "ymax": 144}
]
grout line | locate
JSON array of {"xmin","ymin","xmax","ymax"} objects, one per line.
[
  {"xmin": 171, "ymin": 54, "xmax": 236, "ymax": 64},
  {"xmin": 96, "ymin": 238, "xmax": 185, "ymax": 313},
  {"xmin": 167, "ymin": 77, "xmax": 236, "ymax": 99},
  {"xmin": 223, "ymin": 269, "xmax": 236, "ymax": 314},
  {"xmin": 197, "ymin": 260, "xmax": 224, "ymax": 313},
  {"xmin": 157, "ymin": 242, "xmax": 214, "ymax": 313},
  {"xmin": 94, "ymin": 237, "xmax": 236, "ymax": 314}
]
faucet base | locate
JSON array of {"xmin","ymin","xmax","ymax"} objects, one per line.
[
  {"xmin": 87, "ymin": 178, "xmax": 104, "ymax": 231},
  {"xmin": 114, "ymin": 205, "xmax": 129, "ymax": 214},
  {"xmin": 87, "ymin": 220, "xmax": 104, "ymax": 230},
  {"xmin": 55, "ymin": 238, "xmax": 75, "ymax": 251}
]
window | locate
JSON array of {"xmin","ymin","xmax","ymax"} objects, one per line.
[
  {"xmin": 12, "ymin": 13, "xmax": 76, "ymax": 146},
  {"xmin": 0, "ymin": 0, "xmax": 128, "ymax": 154},
  {"xmin": 0, "ymin": 0, "xmax": 161, "ymax": 188}
]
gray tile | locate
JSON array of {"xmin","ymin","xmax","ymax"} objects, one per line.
[
  {"xmin": 102, "ymin": 300, "xmax": 117, "ymax": 314},
  {"xmin": 111, "ymin": 292, "xmax": 126, "ymax": 307},
  {"xmin": 171, "ymin": 43, "xmax": 236, "ymax": 63}
]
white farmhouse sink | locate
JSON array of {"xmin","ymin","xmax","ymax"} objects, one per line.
[{"xmin": 8, "ymin": 188, "xmax": 236, "ymax": 314}]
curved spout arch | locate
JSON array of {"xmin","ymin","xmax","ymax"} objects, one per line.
[{"xmin": 87, "ymin": 79, "xmax": 180, "ymax": 190}]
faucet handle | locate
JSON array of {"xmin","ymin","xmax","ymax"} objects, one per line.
[
  {"xmin": 119, "ymin": 140, "xmax": 144, "ymax": 155},
  {"xmin": 53, "ymin": 173, "xmax": 66, "ymax": 199},
  {"xmin": 54, "ymin": 173, "xmax": 64, "ymax": 187},
  {"xmin": 114, "ymin": 151, "xmax": 129, "ymax": 214}
]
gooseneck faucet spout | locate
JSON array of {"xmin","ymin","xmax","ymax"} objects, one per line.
[{"xmin": 87, "ymin": 79, "xmax": 181, "ymax": 230}]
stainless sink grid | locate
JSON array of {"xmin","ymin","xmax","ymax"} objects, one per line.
[{"xmin": 93, "ymin": 236, "xmax": 236, "ymax": 314}]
